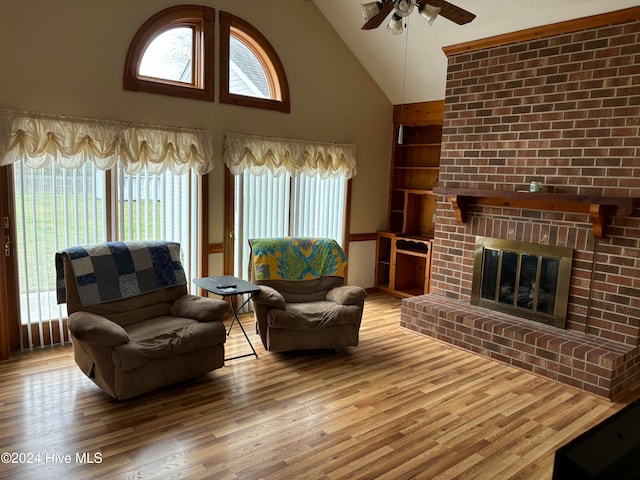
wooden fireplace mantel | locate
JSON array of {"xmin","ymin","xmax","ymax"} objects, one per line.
[{"xmin": 433, "ymin": 188, "xmax": 638, "ymax": 239}]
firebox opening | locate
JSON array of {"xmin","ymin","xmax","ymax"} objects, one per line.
[{"xmin": 471, "ymin": 237, "xmax": 573, "ymax": 328}]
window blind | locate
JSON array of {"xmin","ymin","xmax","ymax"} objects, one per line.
[{"xmin": 13, "ymin": 163, "xmax": 197, "ymax": 351}]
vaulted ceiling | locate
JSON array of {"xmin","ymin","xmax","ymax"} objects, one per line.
[{"xmin": 313, "ymin": 0, "xmax": 640, "ymax": 105}]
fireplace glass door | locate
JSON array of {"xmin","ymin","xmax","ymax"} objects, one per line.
[{"xmin": 472, "ymin": 237, "xmax": 573, "ymax": 328}]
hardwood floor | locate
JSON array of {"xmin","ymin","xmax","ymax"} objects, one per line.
[{"xmin": 0, "ymin": 293, "xmax": 638, "ymax": 479}]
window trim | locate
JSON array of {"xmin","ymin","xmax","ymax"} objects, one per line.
[
  {"xmin": 219, "ymin": 11, "xmax": 290, "ymax": 113},
  {"xmin": 123, "ymin": 5, "xmax": 215, "ymax": 102}
]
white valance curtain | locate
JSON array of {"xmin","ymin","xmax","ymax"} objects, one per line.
[
  {"xmin": 0, "ymin": 109, "xmax": 214, "ymax": 175},
  {"xmin": 223, "ymin": 131, "xmax": 357, "ymax": 179}
]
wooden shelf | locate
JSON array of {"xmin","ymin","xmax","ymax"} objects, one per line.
[
  {"xmin": 396, "ymin": 143, "xmax": 441, "ymax": 148},
  {"xmin": 393, "ymin": 188, "xmax": 437, "ymax": 194},
  {"xmin": 395, "ymin": 249, "xmax": 430, "ymax": 258},
  {"xmin": 395, "ymin": 166, "xmax": 439, "ymax": 170},
  {"xmin": 434, "ymin": 188, "xmax": 638, "ymax": 239},
  {"xmin": 376, "ymin": 100, "xmax": 443, "ymax": 297}
]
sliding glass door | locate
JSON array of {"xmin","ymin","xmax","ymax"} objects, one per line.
[
  {"xmin": 8, "ymin": 162, "xmax": 197, "ymax": 351},
  {"xmin": 13, "ymin": 162, "xmax": 107, "ymax": 350},
  {"xmin": 232, "ymin": 170, "xmax": 347, "ymax": 286},
  {"xmin": 115, "ymin": 165, "xmax": 198, "ymax": 284}
]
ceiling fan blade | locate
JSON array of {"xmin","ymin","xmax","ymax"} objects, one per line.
[
  {"xmin": 420, "ymin": 0, "xmax": 476, "ymax": 25},
  {"xmin": 362, "ymin": 2, "xmax": 395, "ymax": 30}
]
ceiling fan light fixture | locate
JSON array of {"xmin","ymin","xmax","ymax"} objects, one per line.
[
  {"xmin": 361, "ymin": 2, "xmax": 382, "ymax": 22},
  {"xmin": 386, "ymin": 13, "xmax": 404, "ymax": 35},
  {"xmin": 418, "ymin": 3, "xmax": 441, "ymax": 25},
  {"xmin": 393, "ymin": 0, "xmax": 414, "ymax": 18}
]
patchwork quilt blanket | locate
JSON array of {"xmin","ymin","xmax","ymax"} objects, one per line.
[
  {"xmin": 249, "ymin": 237, "xmax": 347, "ymax": 281},
  {"xmin": 56, "ymin": 241, "xmax": 186, "ymax": 306}
]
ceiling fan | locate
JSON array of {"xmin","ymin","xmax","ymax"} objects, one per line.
[{"xmin": 361, "ymin": 0, "xmax": 476, "ymax": 34}]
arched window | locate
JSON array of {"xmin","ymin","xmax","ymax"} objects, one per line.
[
  {"xmin": 139, "ymin": 27, "xmax": 194, "ymax": 84},
  {"xmin": 123, "ymin": 5, "xmax": 215, "ymax": 102},
  {"xmin": 123, "ymin": 7, "xmax": 289, "ymax": 112},
  {"xmin": 219, "ymin": 12, "xmax": 290, "ymax": 113}
]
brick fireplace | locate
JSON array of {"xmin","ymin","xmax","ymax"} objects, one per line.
[{"xmin": 400, "ymin": 8, "xmax": 640, "ymax": 399}]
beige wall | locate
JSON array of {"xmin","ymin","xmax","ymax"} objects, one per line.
[{"xmin": 0, "ymin": 0, "xmax": 392, "ymax": 287}]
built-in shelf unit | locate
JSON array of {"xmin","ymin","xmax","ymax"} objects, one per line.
[{"xmin": 375, "ymin": 100, "xmax": 443, "ymax": 298}]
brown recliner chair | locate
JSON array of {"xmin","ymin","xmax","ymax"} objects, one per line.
[
  {"xmin": 249, "ymin": 237, "xmax": 367, "ymax": 352},
  {"xmin": 56, "ymin": 241, "xmax": 228, "ymax": 400}
]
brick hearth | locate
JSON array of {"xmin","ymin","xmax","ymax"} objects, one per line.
[
  {"xmin": 400, "ymin": 294, "xmax": 640, "ymax": 398},
  {"xmin": 405, "ymin": 10, "xmax": 640, "ymax": 399}
]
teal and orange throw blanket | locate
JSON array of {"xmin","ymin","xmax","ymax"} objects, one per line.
[
  {"xmin": 249, "ymin": 237, "xmax": 347, "ymax": 281},
  {"xmin": 56, "ymin": 241, "xmax": 186, "ymax": 306}
]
